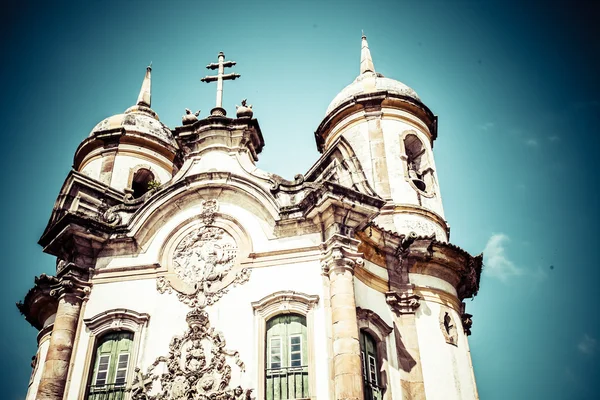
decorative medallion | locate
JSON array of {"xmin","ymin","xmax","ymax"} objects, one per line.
[
  {"xmin": 157, "ymin": 200, "xmax": 251, "ymax": 308},
  {"xmin": 144, "ymin": 200, "xmax": 254, "ymax": 399}
]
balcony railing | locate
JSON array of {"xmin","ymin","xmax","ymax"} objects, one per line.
[
  {"xmin": 86, "ymin": 384, "xmax": 127, "ymax": 400},
  {"xmin": 364, "ymin": 382, "xmax": 384, "ymax": 400},
  {"xmin": 266, "ymin": 365, "xmax": 309, "ymax": 400}
]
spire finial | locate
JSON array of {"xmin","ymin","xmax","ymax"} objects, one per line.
[
  {"xmin": 136, "ymin": 64, "xmax": 152, "ymax": 107},
  {"xmin": 360, "ymin": 32, "xmax": 375, "ymax": 74}
]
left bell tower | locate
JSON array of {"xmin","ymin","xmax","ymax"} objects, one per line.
[{"xmin": 74, "ymin": 65, "xmax": 179, "ymax": 198}]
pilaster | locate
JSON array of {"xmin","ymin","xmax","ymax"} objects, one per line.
[
  {"xmin": 321, "ymin": 234, "xmax": 364, "ymax": 400},
  {"xmin": 387, "ymin": 286, "xmax": 426, "ymax": 400},
  {"xmin": 36, "ymin": 263, "xmax": 91, "ymax": 400}
]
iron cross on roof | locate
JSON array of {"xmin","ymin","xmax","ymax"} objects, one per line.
[{"xmin": 201, "ymin": 51, "xmax": 241, "ymax": 116}]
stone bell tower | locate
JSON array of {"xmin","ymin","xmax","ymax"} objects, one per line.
[
  {"xmin": 315, "ymin": 34, "xmax": 447, "ymax": 241},
  {"xmin": 313, "ymin": 35, "xmax": 482, "ymax": 399}
]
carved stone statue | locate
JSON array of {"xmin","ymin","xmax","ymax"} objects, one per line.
[
  {"xmin": 182, "ymin": 108, "xmax": 201, "ymax": 125},
  {"xmin": 235, "ymin": 99, "xmax": 253, "ymax": 118}
]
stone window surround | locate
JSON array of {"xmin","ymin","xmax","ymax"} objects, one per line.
[
  {"xmin": 357, "ymin": 307, "xmax": 393, "ymax": 396},
  {"xmin": 77, "ymin": 309, "xmax": 150, "ymax": 400},
  {"xmin": 251, "ymin": 291, "xmax": 319, "ymax": 400},
  {"xmin": 400, "ymin": 129, "xmax": 436, "ymax": 198},
  {"xmin": 127, "ymin": 164, "xmax": 159, "ymax": 194}
]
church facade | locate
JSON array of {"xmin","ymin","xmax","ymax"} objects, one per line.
[{"xmin": 18, "ymin": 36, "xmax": 483, "ymax": 400}]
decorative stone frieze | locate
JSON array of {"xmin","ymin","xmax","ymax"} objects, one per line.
[{"xmin": 131, "ymin": 309, "xmax": 251, "ymax": 400}]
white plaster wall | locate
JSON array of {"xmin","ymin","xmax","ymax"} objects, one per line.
[
  {"xmin": 110, "ymin": 153, "xmax": 172, "ymax": 192},
  {"xmin": 416, "ymin": 301, "xmax": 477, "ymax": 400},
  {"xmin": 409, "ymin": 273, "xmax": 457, "ymax": 297},
  {"xmin": 80, "ymin": 157, "xmax": 103, "ymax": 181},
  {"xmin": 380, "ymin": 117, "xmax": 445, "ymax": 219},
  {"xmin": 333, "ymin": 112, "xmax": 448, "ymax": 240},
  {"xmin": 65, "ymin": 259, "xmax": 329, "ymax": 399},
  {"xmin": 26, "ymin": 332, "xmax": 51, "ymax": 400}
]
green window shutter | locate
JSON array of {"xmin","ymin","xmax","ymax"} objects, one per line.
[
  {"xmin": 88, "ymin": 332, "xmax": 133, "ymax": 400},
  {"xmin": 266, "ymin": 314, "xmax": 309, "ymax": 400},
  {"xmin": 360, "ymin": 330, "xmax": 382, "ymax": 400}
]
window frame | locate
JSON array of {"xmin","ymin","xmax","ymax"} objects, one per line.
[
  {"xmin": 114, "ymin": 352, "xmax": 130, "ymax": 387},
  {"xmin": 252, "ymin": 291, "xmax": 319, "ymax": 400},
  {"xmin": 269, "ymin": 336, "xmax": 283, "ymax": 369},
  {"xmin": 93, "ymin": 354, "xmax": 111, "ymax": 386},
  {"xmin": 289, "ymin": 333, "xmax": 303, "ymax": 368},
  {"xmin": 78, "ymin": 309, "xmax": 150, "ymax": 400}
]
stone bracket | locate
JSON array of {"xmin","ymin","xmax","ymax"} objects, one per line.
[{"xmin": 386, "ymin": 287, "xmax": 420, "ymax": 315}]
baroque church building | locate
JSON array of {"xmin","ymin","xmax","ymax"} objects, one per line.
[{"xmin": 18, "ymin": 36, "xmax": 483, "ymax": 400}]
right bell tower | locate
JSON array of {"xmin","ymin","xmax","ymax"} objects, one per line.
[
  {"xmin": 315, "ymin": 35, "xmax": 482, "ymax": 400},
  {"xmin": 315, "ymin": 34, "xmax": 447, "ymax": 241}
]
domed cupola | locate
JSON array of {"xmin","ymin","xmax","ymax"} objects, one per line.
[
  {"xmin": 315, "ymin": 35, "xmax": 447, "ymax": 240},
  {"xmin": 324, "ymin": 35, "xmax": 422, "ymax": 117},
  {"xmin": 74, "ymin": 66, "xmax": 179, "ymax": 197}
]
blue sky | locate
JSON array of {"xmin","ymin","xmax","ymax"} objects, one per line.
[{"xmin": 1, "ymin": 0, "xmax": 599, "ymax": 399}]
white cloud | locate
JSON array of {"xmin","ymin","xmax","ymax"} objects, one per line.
[
  {"xmin": 483, "ymin": 233, "xmax": 523, "ymax": 282},
  {"xmin": 578, "ymin": 334, "xmax": 598, "ymax": 356},
  {"xmin": 548, "ymin": 135, "xmax": 560, "ymax": 142},
  {"xmin": 525, "ymin": 138, "xmax": 539, "ymax": 147}
]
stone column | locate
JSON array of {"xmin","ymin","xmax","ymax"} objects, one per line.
[
  {"xmin": 36, "ymin": 265, "xmax": 91, "ymax": 400},
  {"xmin": 322, "ymin": 235, "xmax": 364, "ymax": 400}
]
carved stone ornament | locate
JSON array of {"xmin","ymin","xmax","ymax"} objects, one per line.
[
  {"xmin": 157, "ymin": 200, "xmax": 251, "ymax": 308},
  {"xmin": 183, "ymin": 108, "xmax": 201, "ymax": 125},
  {"xmin": 440, "ymin": 310, "xmax": 458, "ymax": 346},
  {"xmin": 131, "ymin": 309, "xmax": 253, "ymax": 400},
  {"xmin": 148, "ymin": 200, "xmax": 254, "ymax": 399},
  {"xmin": 386, "ymin": 289, "xmax": 420, "ymax": 315}
]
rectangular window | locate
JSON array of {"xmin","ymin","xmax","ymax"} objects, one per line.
[
  {"xmin": 289, "ymin": 335, "xmax": 303, "ymax": 367},
  {"xmin": 368, "ymin": 355, "xmax": 377, "ymax": 385},
  {"xmin": 114, "ymin": 353, "xmax": 130, "ymax": 386},
  {"xmin": 270, "ymin": 337, "xmax": 282, "ymax": 369},
  {"xmin": 94, "ymin": 355, "xmax": 111, "ymax": 386}
]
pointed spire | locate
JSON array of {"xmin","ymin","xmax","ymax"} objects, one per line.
[
  {"xmin": 360, "ymin": 33, "xmax": 375, "ymax": 74},
  {"xmin": 136, "ymin": 64, "xmax": 152, "ymax": 107}
]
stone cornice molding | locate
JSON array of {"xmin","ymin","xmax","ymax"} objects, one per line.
[
  {"xmin": 315, "ymin": 90, "xmax": 438, "ymax": 153},
  {"xmin": 386, "ymin": 286, "xmax": 421, "ymax": 315},
  {"xmin": 357, "ymin": 307, "xmax": 393, "ymax": 337},
  {"xmin": 402, "ymin": 238, "xmax": 483, "ymax": 300},
  {"xmin": 174, "ymin": 115, "xmax": 264, "ymax": 161},
  {"xmin": 251, "ymin": 290, "xmax": 319, "ymax": 319},
  {"xmin": 84, "ymin": 308, "xmax": 150, "ymax": 335}
]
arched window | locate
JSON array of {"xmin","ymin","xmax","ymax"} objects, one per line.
[
  {"xmin": 265, "ymin": 314, "xmax": 309, "ymax": 400},
  {"xmin": 87, "ymin": 331, "xmax": 133, "ymax": 399},
  {"xmin": 360, "ymin": 330, "xmax": 383, "ymax": 400},
  {"xmin": 131, "ymin": 168, "xmax": 155, "ymax": 198},
  {"xmin": 403, "ymin": 133, "xmax": 435, "ymax": 196},
  {"xmin": 80, "ymin": 309, "xmax": 149, "ymax": 400}
]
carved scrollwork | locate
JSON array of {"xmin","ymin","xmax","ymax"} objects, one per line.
[
  {"xmin": 156, "ymin": 200, "xmax": 251, "ymax": 309},
  {"xmin": 148, "ymin": 200, "xmax": 255, "ymax": 398},
  {"xmin": 131, "ymin": 309, "xmax": 252, "ymax": 400}
]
